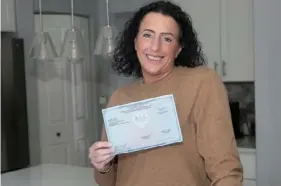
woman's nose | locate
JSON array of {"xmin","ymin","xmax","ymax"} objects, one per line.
[{"xmin": 150, "ymin": 37, "xmax": 161, "ymax": 51}]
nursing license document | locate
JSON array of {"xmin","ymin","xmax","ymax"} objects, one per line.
[{"xmin": 102, "ymin": 94, "xmax": 183, "ymax": 155}]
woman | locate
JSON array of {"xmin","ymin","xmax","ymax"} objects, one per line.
[{"xmin": 89, "ymin": 1, "xmax": 243, "ymax": 186}]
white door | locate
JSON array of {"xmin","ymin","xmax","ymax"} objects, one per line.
[
  {"xmin": 221, "ymin": 0, "xmax": 254, "ymax": 81},
  {"xmin": 173, "ymin": 0, "xmax": 221, "ymax": 72},
  {"xmin": 34, "ymin": 14, "xmax": 94, "ymax": 167}
]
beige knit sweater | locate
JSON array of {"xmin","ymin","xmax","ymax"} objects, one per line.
[{"xmin": 94, "ymin": 66, "xmax": 243, "ymax": 186}]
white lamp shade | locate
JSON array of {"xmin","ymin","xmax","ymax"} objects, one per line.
[
  {"xmin": 60, "ymin": 28, "xmax": 86, "ymax": 62},
  {"xmin": 29, "ymin": 32, "xmax": 58, "ymax": 61},
  {"xmin": 94, "ymin": 25, "xmax": 118, "ymax": 59},
  {"xmin": 29, "ymin": 59, "xmax": 61, "ymax": 81}
]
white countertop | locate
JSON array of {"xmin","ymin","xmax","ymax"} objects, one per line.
[{"xmin": 1, "ymin": 164, "xmax": 99, "ymax": 186}]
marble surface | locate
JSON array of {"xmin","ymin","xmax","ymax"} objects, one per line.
[{"xmin": 1, "ymin": 164, "xmax": 98, "ymax": 186}]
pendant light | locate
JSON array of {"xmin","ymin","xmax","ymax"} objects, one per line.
[
  {"xmin": 93, "ymin": 0, "xmax": 118, "ymax": 59},
  {"xmin": 29, "ymin": 0, "xmax": 59, "ymax": 81},
  {"xmin": 29, "ymin": 0, "xmax": 57, "ymax": 61},
  {"xmin": 60, "ymin": 0, "xmax": 86, "ymax": 63}
]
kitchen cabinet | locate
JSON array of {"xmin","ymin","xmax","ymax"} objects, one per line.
[
  {"xmin": 243, "ymin": 179, "xmax": 256, "ymax": 186},
  {"xmin": 239, "ymin": 149, "xmax": 256, "ymax": 185},
  {"xmin": 239, "ymin": 148, "xmax": 256, "ymax": 180},
  {"xmin": 173, "ymin": 0, "xmax": 254, "ymax": 82},
  {"xmin": 1, "ymin": 0, "xmax": 16, "ymax": 32}
]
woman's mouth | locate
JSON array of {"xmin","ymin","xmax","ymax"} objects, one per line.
[{"xmin": 146, "ymin": 54, "xmax": 164, "ymax": 61}]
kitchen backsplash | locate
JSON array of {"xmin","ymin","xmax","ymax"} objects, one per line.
[{"xmin": 224, "ymin": 82, "xmax": 255, "ymax": 122}]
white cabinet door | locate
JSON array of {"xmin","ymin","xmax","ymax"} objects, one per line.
[
  {"xmin": 173, "ymin": 0, "xmax": 254, "ymax": 81},
  {"xmin": 34, "ymin": 14, "xmax": 93, "ymax": 167},
  {"xmin": 221, "ymin": 0, "xmax": 254, "ymax": 81},
  {"xmin": 239, "ymin": 150, "xmax": 256, "ymax": 180},
  {"xmin": 173, "ymin": 0, "xmax": 221, "ymax": 72},
  {"xmin": 243, "ymin": 179, "xmax": 256, "ymax": 186},
  {"xmin": 1, "ymin": 0, "xmax": 16, "ymax": 32}
]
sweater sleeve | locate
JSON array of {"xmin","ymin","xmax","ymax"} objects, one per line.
[
  {"xmin": 193, "ymin": 70, "xmax": 243, "ymax": 186},
  {"xmin": 94, "ymin": 90, "xmax": 121, "ymax": 186}
]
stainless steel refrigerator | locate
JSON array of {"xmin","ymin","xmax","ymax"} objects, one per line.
[{"xmin": 1, "ymin": 32, "xmax": 30, "ymax": 173}]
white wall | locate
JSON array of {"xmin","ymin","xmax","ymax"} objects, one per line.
[
  {"xmin": 109, "ymin": 0, "xmax": 155, "ymax": 13},
  {"xmin": 254, "ymin": 0, "xmax": 281, "ymax": 185}
]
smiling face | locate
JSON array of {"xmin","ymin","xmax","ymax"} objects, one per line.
[{"xmin": 135, "ymin": 12, "xmax": 182, "ymax": 81}]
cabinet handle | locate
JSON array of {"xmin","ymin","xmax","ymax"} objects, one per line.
[
  {"xmin": 222, "ymin": 60, "xmax": 226, "ymax": 76},
  {"xmin": 214, "ymin": 62, "xmax": 218, "ymax": 72}
]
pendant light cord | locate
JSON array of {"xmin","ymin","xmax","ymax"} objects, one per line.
[
  {"xmin": 106, "ymin": 0, "xmax": 110, "ymax": 26},
  {"xmin": 39, "ymin": 0, "xmax": 43, "ymax": 32},
  {"xmin": 71, "ymin": 0, "xmax": 74, "ymax": 28}
]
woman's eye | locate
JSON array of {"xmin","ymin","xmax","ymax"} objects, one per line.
[
  {"xmin": 164, "ymin": 37, "xmax": 172, "ymax": 43},
  {"xmin": 143, "ymin": 33, "xmax": 151, "ymax": 38}
]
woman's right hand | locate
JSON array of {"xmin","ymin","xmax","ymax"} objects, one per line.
[{"xmin": 88, "ymin": 141, "xmax": 116, "ymax": 172}]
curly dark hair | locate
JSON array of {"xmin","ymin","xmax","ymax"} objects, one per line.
[{"xmin": 112, "ymin": 0, "xmax": 206, "ymax": 78}]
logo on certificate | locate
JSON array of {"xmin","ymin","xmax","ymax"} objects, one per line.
[{"xmin": 133, "ymin": 111, "xmax": 149, "ymax": 128}]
